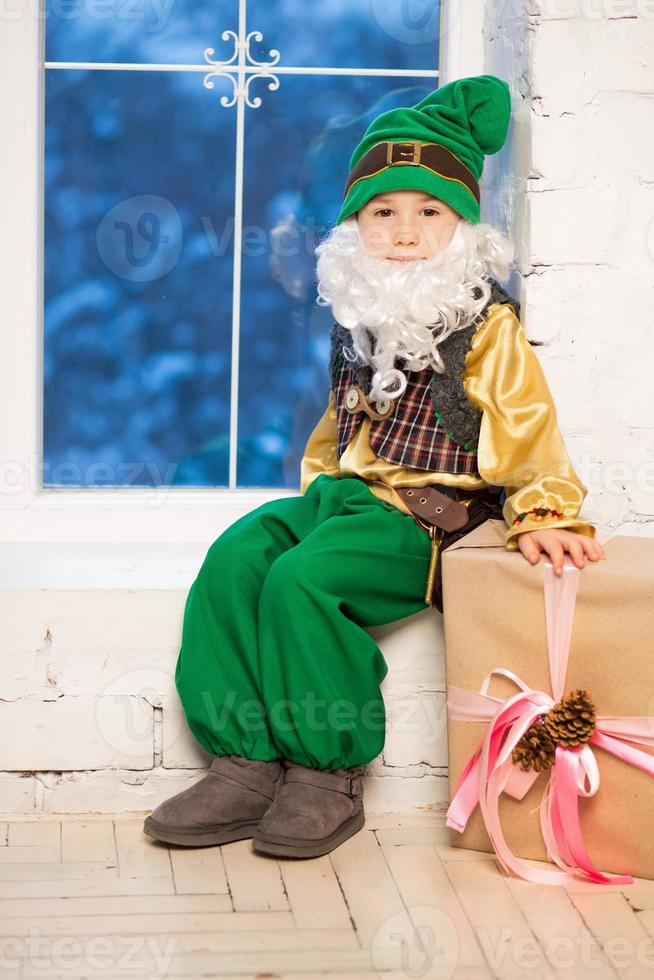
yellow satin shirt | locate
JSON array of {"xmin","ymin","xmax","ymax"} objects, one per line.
[{"xmin": 300, "ymin": 302, "xmax": 597, "ymax": 551}]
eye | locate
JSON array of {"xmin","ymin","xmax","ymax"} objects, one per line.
[
  {"xmin": 373, "ymin": 208, "xmax": 393, "ymax": 217},
  {"xmin": 422, "ymin": 208, "xmax": 440, "ymax": 216}
]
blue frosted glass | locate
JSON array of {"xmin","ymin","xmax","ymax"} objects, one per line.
[
  {"xmin": 45, "ymin": 0, "xmax": 238, "ymax": 66},
  {"xmin": 45, "ymin": 0, "xmax": 439, "ymax": 71},
  {"xmin": 247, "ymin": 0, "xmax": 440, "ymax": 70},
  {"xmin": 43, "ymin": 68, "xmax": 236, "ymax": 487},
  {"xmin": 237, "ymin": 75, "xmax": 434, "ymax": 488}
]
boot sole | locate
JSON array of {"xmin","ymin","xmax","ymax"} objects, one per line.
[
  {"xmin": 143, "ymin": 815, "xmax": 261, "ymax": 847},
  {"xmin": 251, "ymin": 808, "xmax": 365, "ymax": 858}
]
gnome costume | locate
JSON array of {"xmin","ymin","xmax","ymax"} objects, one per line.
[{"xmin": 144, "ymin": 74, "xmax": 597, "ymax": 858}]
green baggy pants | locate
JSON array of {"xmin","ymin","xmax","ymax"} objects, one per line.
[{"xmin": 174, "ymin": 473, "xmax": 433, "ymax": 771}]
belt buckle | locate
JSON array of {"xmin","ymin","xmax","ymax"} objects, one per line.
[
  {"xmin": 413, "ymin": 514, "xmax": 432, "ymax": 533},
  {"xmin": 386, "ymin": 141, "xmax": 422, "ymax": 166}
]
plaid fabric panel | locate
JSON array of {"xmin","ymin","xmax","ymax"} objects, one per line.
[{"xmin": 331, "ymin": 356, "xmax": 481, "ymax": 476}]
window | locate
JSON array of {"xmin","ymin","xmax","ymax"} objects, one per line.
[{"xmin": 1, "ymin": 0, "xmax": 485, "ymax": 542}]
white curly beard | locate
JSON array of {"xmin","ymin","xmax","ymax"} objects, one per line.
[{"xmin": 315, "ymin": 215, "xmax": 514, "ymax": 402}]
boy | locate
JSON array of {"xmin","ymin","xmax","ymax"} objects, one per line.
[{"xmin": 144, "ymin": 74, "xmax": 605, "ymax": 860}]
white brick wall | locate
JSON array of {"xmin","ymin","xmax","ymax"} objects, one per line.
[
  {"xmin": 0, "ymin": 567, "xmax": 450, "ymax": 816},
  {"xmin": 486, "ymin": 0, "xmax": 654, "ymax": 539}
]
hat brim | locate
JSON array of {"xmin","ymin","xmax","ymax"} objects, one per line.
[{"xmin": 335, "ymin": 165, "xmax": 480, "ymax": 225}]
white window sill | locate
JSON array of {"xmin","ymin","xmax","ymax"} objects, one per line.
[{"xmin": 0, "ymin": 541, "xmax": 208, "ymax": 590}]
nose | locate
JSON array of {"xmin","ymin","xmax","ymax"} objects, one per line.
[{"xmin": 393, "ymin": 224, "xmax": 419, "ymax": 246}]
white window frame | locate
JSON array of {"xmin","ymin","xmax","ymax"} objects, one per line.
[{"xmin": 0, "ymin": 0, "xmax": 486, "ymax": 544}]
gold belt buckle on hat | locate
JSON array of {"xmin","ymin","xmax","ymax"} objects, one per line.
[
  {"xmin": 386, "ymin": 141, "xmax": 422, "ymax": 166},
  {"xmin": 344, "ymin": 385, "xmax": 395, "ymax": 421}
]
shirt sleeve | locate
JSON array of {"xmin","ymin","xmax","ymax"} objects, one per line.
[
  {"xmin": 299, "ymin": 389, "xmax": 341, "ymax": 494},
  {"xmin": 463, "ymin": 303, "xmax": 598, "ymax": 551}
]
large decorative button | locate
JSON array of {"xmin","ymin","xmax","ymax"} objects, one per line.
[
  {"xmin": 345, "ymin": 387, "xmax": 361, "ymax": 411},
  {"xmin": 375, "ymin": 399, "xmax": 392, "ymax": 416}
]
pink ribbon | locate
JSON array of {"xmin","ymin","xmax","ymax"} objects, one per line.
[{"xmin": 445, "ymin": 547, "xmax": 654, "ymax": 885}]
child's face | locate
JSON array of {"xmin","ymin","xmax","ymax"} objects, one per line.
[{"xmin": 356, "ymin": 190, "xmax": 460, "ymax": 263}]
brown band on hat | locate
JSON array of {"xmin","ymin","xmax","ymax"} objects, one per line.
[{"xmin": 344, "ymin": 140, "xmax": 480, "ymax": 205}]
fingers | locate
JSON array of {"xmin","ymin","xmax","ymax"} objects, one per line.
[
  {"xmin": 546, "ymin": 540, "xmax": 565, "ymax": 576},
  {"xmin": 567, "ymin": 537, "xmax": 587, "ymax": 570},
  {"xmin": 517, "ymin": 533, "xmax": 540, "ymax": 565},
  {"xmin": 518, "ymin": 529, "xmax": 608, "ymax": 575},
  {"xmin": 546, "ymin": 536, "xmax": 607, "ymax": 576},
  {"xmin": 582, "ymin": 537, "xmax": 607, "ymax": 562},
  {"xmin": 569, "ymin": 536, "xmax": 607, "ymax": 566}
]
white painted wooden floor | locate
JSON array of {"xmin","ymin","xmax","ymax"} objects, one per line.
[{"xmin": 1, "ymin": 811, "xmax": 654, "ymax": 979}]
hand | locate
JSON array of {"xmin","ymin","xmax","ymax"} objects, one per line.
[{"xmin": 516, "ymin": 528, "xmax": 607, "ymax": 576}]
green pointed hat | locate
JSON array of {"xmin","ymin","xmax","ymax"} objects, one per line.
[{"xmin": 335, "ymin": 74, "xmax": 511, "ymax": 226}]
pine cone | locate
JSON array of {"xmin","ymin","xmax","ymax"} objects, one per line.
[
  {"xmin": 512, "ymin": 721, "xmax": 556, "ymax": 773},
  {"xmin": 543, "ymin": 688, "xmax": 596, "ymax": 748}
]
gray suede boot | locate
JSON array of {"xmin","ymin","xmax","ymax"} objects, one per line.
[
  {"xmin": 251, "ymin": 760, "xmax": 365, "ymax": 858},
  {"xmin": 143, "ymin": 754, "xmax": 284, "ymax": 847}
]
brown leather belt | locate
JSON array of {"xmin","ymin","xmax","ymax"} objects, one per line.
[
  {"xmin": 394, "ymin": 484, "xmax": 495, "ymax": 532},
  {"xmin": 394, "ymin": 483, "xmax": 504, "ymax": 610}
]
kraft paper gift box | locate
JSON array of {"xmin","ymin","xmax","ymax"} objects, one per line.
[{"xmin": 440, "ymin": 518, "xmax": 654, "ymax": 884}]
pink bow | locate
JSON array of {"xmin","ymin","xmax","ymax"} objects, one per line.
[{"xmin": 445, "ymin": 547, "xmax": 654, "ymax": 885}]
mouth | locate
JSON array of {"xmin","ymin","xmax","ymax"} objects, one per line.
[{"xmin": 386, "ymin": 256, "xmax": 423, "ymax": 263}]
